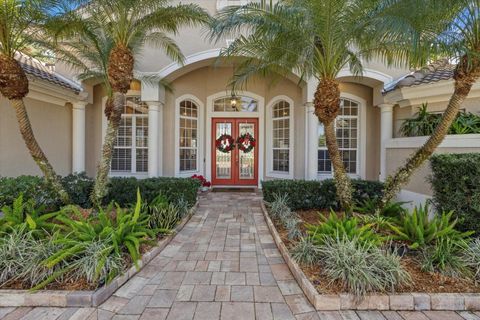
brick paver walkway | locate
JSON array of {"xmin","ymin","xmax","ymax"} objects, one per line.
[{"xmin": 1, "ymin": 192, "xmax": 479, "ymax": 320}]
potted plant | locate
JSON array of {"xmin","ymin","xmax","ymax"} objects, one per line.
[{"xmin": 191, "ymin": 175, "xmax": 211, "ymax": 192}]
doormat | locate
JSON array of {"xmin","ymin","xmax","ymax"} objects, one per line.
[{"xmin": 212, "ymin": 188, "xmax": 256, "ymax": 193}]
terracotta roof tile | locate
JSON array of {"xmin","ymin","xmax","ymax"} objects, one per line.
[
  {"xmin": 15, "ymin": 52, "xmax": 82, "ymax": 94},
  {"xmin": 384, "ymin": 59, "xmax": 456, "ymax": 93}
]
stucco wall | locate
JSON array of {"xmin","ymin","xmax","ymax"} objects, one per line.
[
  {"xmin": 385, "ymin": 146, "xmax": 480, "ymax": 196},
  {"xmin": 162, "ymin": 65, "xmax": 305, "ymax": 179},
  {"xmin": 0, "ymin": 97, "xmax": 72, "ymax": 177},
  {"xmin": 85, "ymin": 85, "xmax": 105, "ymax": 176}
]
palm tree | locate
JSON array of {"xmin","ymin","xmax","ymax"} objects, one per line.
[
  {"xmin": 0, "ymin": 0, "xmax": 70, "ymax": 203},
  {"xmin": 378, "ymin": 0, "xmax": 479, "ymax": 207},
  {"xmin": 210, "ymin": 0, "xmax": 390, "ymax": 210},
  {"xmin": 63, "ymin": 0, "xmax": 210, "ymax": 206}
]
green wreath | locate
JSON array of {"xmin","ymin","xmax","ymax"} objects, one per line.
[
  {"xmin": 215, "ymin": 134, "xmax": 235, "ymax": 153},
  {"xmin": 237, "ymin": 133, "xmax": 256, "ymax": 153}
]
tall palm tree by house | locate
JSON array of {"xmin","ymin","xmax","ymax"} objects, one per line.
[
  {"xmin": 210, "ymin": 0, "xmax": 390, "ymax": 210},
  {"xmin": 379, "ymin": 0, "xmax": 480, "ymax": 206},
  {"xmin": 0, "ymin": 0, "xmax": 70, "ymax": 203},
  {"xmin": 65, "ymin": 0, "xmax": 210, "ymax": 206}
]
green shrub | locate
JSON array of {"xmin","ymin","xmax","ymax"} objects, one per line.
[
  {"xmin": 39, "ymin": 190, "xmax": 155, "ymax": 289},
  {"xmin": 355, "ymin": 199, "xmax": 407, "ymax": 217},
  {"xmin": 388, "ymin": 204, "xmax": 473, "ymax": 250},
  {"xmin": 0, "ymin": 194, "xmax": 61, "ymax": 237},
  {"xmin": 62, "ymin": 173, "xmax": 94, "ymax": 208},
  {"xmin": 290, "ymin": 236, "xmax": 321, "ymax": 266},
  {"xmin": 104, "ymin": 177, "xmax": 200, "ymax": 207},
  {"xmin": 430, "ymin": 153, "xmax": 480, "ymax": 235},
  {"xmin": 400, "ymin": 104, "xmax": 480, "ymax": 137},
  {"xmin": 421, "ymin": 237, "xmax": 469, "ymax": 278},
  {"xmin": 0, "ymin": 176, "xmax": 59, "ymax": 209},
  {"xmin": 0, "ymin": 175, "xmax": 200, "ymax": 209},
  {"xmin": 307, "ymin": 211, "xmax": 385, "ymax": 247},
  {"xmin": 317, "ymin": 236, "xmax": 410, "ymax": 296},
  {"xmin": 262, "ymin": 179, "xmax": 383, "ymax": 210}
]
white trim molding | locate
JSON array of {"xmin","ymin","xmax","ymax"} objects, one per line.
[
  {"xmin": 378, "ymin": 103, "xmax": 394, "ymax": 181},
  {"xmin": 206, "ymin": 90, "xmax": 265, "ymax": 187},
  {"xmin": 72, "ymin": 101, "xmax": 87, "ymax": 173},
  {"xmin": 147, "ymin": 102, "xmax": 162, "ymax": 177},
  {"xmin": 386, "ymin": 134, "xmax": 480, "ymax": 149},
  {"xmin": 266, "ymin": 95, "xmax": 295, "ymax": 179},
  {"xmin": 337, "ymin": 68, "xmax": 394, "ymax": 85},
  {"xmin": 174, "ymin": 94, "xmax": 205, "ymax": 178}
]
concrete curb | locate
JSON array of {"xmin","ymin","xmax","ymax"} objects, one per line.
[
  {"xmin": 0, "ymin": 200, "xmax": 199, "ymax": 308},
  {"xmin": 260, "ymin": 202, "xmax": 480, "ymax": 311}
]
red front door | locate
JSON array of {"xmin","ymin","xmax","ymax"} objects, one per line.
[{"xmin": 212, "ymin": 118, "xmax": 259, "ymax": 186}]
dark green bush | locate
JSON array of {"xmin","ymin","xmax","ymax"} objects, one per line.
[
  {"xmin": 430, "ymin": 153, "xmax": 480, "ymax": 235},
  {"xmin": 261, "ymin": 179, "xmax": 383, "ymax": 210},
  {"xmin": 0, "ymin": 174, "xmax": 200, "ymax": 209},
  {"xmin": 0, "ymin": 176, "xmax": 59, "ymax": 209},
  {"xmin": 62, "ymin": 173, "xmax": 94, "ymax": 208},
  {"xmin": 104, "ymin": 177, "xmax": 200, "ymax": 207}
]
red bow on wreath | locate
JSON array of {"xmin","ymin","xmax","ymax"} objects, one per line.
[{"xmin": 237, "ymin": 133, "xmax": 256, "ymax": 153}]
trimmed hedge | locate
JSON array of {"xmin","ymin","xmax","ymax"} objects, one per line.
[
  {"xmin": 0, "ymin": 174, "xmax": 200, "ymax": 209},
  {"xmin": 430, "ymin": 153, "xmax": 480, "ymax": 234},
  {"xmin": 261, "ymin": 179, "xmax": 384, "ymax": 210}
]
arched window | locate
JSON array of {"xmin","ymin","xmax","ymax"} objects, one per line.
[
  {"xmin": 111, "ymin": 96, "xmax": 148, "ymax": 173},
  {"xmin": 318, "ymin": 98, "xmax": 359, "ymax": 174},
  {"xmin": 179, "ymin": 99, "xmax": 199, "ymax": 172}
]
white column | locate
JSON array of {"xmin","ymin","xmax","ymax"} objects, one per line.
[
  {"xmin": 306, "ymin": 103, "xmax": 319, "ymax": 180},
  {"xmin": 147, "ymin": 102, "xmax": 162, "ymax": 177},
  {"xmin": 379, "ymin": 104, "xmax": 394, "ymax": 181},
  {"xmin": 72, "ymin": 101, "xmax": 87, "ymax": 173}
]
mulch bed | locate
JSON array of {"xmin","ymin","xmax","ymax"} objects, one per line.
[{"xmin": 273, "ymin": 209, "xmax": 480, "ymax": 294}]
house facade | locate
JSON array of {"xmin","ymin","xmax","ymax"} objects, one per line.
[{"xmin": 1, "ymin": 1, "xmax": 480, "ymax": 205}]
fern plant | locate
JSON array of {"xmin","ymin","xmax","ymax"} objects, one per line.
[
  {"xmin": 388, "ymin": 204, "xmax": 473, "ymax": 250},
  {"xmin": 36, "ymin": 189, "xmax": 154, "ymax": 289},
  {"xmin": 0, "ymin": 194, "xmax": 60, "ymax": 237},
  {"xmin": 307, "ymin": 210, "xmax": 385, "ymax": 247}
]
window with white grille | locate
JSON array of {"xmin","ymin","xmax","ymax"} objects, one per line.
[
  {"xmin": 318, "ymin": 98, "xmax": 359, "ymax": 175},
  {"xmin": 272, "ymin": 100, "xmax": 290, "ymax": 172},
  {"xmin": 179, "ymin": 100, "xmax": 199, "ymax": 172},
  {"xmin": 111, "ymin": 96, "xmax": 149, "ymax": 173}
]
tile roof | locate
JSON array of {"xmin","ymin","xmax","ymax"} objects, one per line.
[
  {"xmin": 384, "ymin": 59, "xmax": 456, "ymax": 93},
  {"xmin": 15, "ymin": 52, "xmax": 82, "ymax": 94}
]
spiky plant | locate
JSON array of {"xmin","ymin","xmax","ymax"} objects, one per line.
[
  {"xmin": 0, "ymin": 0, "xmax": 70, "ymax": 203},
  {"xmin": 290, "ymin": 236, "xmax": 321, "ymax": 266},
  {"xmin": 318, "ymin": 236, "xmax": 410, "ymax": 296}
]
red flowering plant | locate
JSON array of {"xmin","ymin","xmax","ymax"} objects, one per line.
[{"xmin": 191, "ymin": 174, "xmax": 211, "ymax": 188}]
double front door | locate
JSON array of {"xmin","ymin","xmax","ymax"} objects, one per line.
[{"xmin": 212, "ymin": 118, "xmax": 258, "ymax": 186}]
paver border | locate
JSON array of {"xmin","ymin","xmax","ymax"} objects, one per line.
[
  {"xmin": 0, "ymin": 200, "xmax": 199, "ymax": 308},
  {"xmin": 260, "ymin": 202, "xmax": 480, "ymax": 311}
]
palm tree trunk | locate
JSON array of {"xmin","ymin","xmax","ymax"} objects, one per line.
[
  {"xmin": 324, "ymin": 120, "xmax": 353, "ymax": 210},
  {"xmin": 314, "ymin": 78, "xmax": 353, "ymax": 210},
  {"xmin": 91, "ymin": 92, "xmax": 125, "ymax": 207},
  {"xmin": 10, "ymin": 99, "xmax": 70, "ymax": 204},
  {"xmin": 380, "ymin": 77, "xmax": 476, "ymax": 208}
]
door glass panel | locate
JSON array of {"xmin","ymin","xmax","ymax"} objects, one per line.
[
  {"xmin": 238, "ymin": 122, "xmax": 255, "ymax": 180},
  {"xmin": 216, "ymin": 122, "xmax": 232, "ymax": 179}
]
